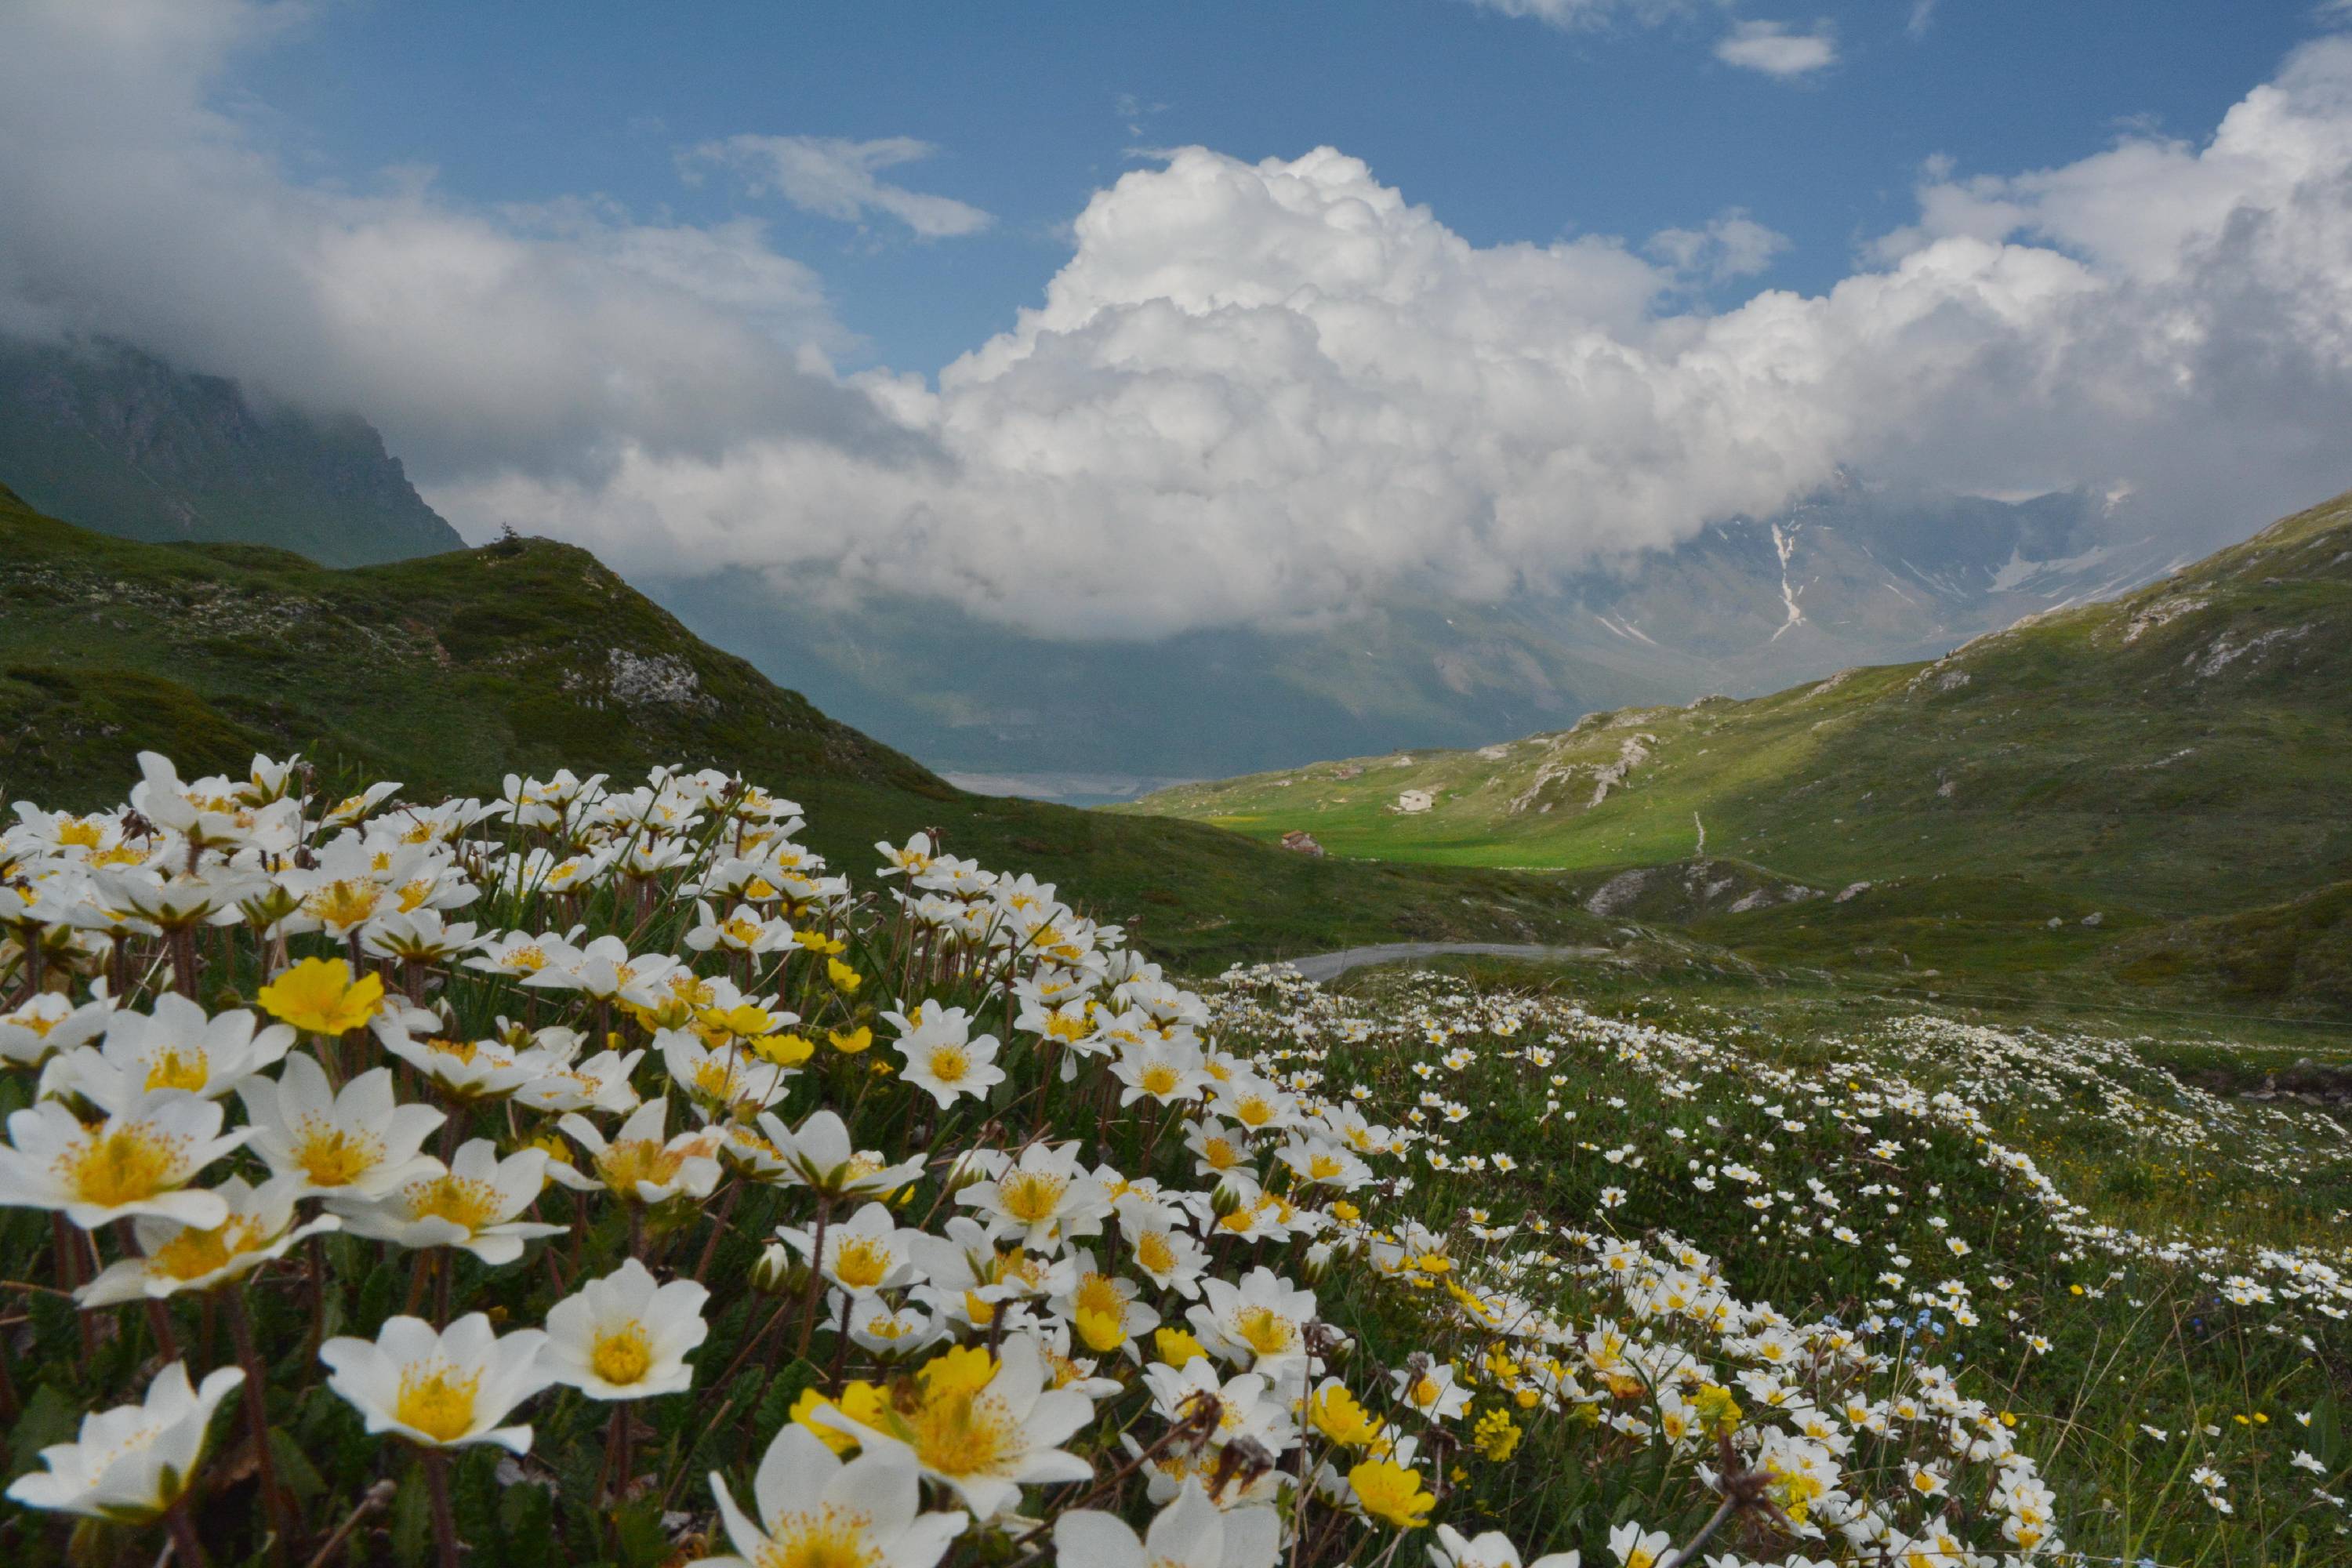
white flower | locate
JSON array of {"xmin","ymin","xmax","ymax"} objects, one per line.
[
  {"xmin": 659, "ymin": 1030, "xmax": 797, "ymax": 1119},
  {"xmin": 540, "ymin": 1258, "xmax": 710, "ymax": 1400},
  {"xmin": 378, "ymin": 1019, "xmax": 550, "ymax": 1103},
  {"xmin": 522, "ymin": 934, "xmax": 677, "ymax": 1007},
  {"xmin": 0, "ymin": 1090, "xmax": 251, "ymax": 1229},
  {"xmin": 956, "ymin": 1140, "xmax": 1110, "ymax": 1250},
  {"xmin": 1187, "ymin": 1268, "xmax": 1319, "ymax": 1379},
  {"xmin": 1109, "ymin": 1035, "xmax": 1207, "ymax": 1107},
  {"xmin": 893, "ymin": 1007, "xmax": 1006, "ymax": 1108},
  {"xmin": 548, "ymin": 1098, "xmax": 721, "ymax": 1204},
  {"xmin": 1054, "ymin": 1481, "xmax": 1282, "ymax": 1568},
  {"xmin": 1392, "ymin": 1362, "xmax": 1472, "ymax": 1423},
  {"xmin": 240, "ymin": 1054, "xmax": 445, "ymax": 1200},
  {"xmin": 4, "ymin": 1361, "xmax": 245, "ymax": 1522},
  {"xmin": 46, "ymin": 993, "xmax": 291, "ymax": 1112},
  {"xmin": 78, "ymin": 1175, "xmax": 338, "ymax": 1304},
  {"xmin": 779, "ymin": 1200, "xmax": 930, "ymax": 1297},
  {"xmin": 1606, "ymin": 1523, "xmax": 1673, "ymax": 1568},
  {"xmin": 756, "ymin": 1109, "xmax": 926, "ymax": 1198},
  {"xmin": 0, "ymin": 991, "xmax": 114, "ymax": 1068},
  {"xmin": 332, "ymin": 1139, "xmax": 561, "ymax": 1263},
  {"xmin": 1119, "ymin": 1196, "xmax": 1211, "ymax": 1300},
  {"xmin": 320, "ymin": 1313, "xmax": 551, "ymax": 1452},
  {"xmin": 704, "ymin": 1423, "xmax": 964, "ymax": 1568},
  {"xmin": 513, "ymin": 1047, "xmax": 645, "ymax": 1116},
  {"xmin": 1429, "ymin": 1526, "xmax": 1582, "ymax": 1568}
]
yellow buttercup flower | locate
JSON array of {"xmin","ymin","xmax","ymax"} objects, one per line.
[
  {"xmin": 826, "ymin": 957, "xmax": 862, "ymax": 994},
  {"xmin": 750, "ymin": 1033, "xmax": 816, "ymax": 1069},
  {"xmin": 827, "ymin": 1025, "xmax": 874, "ymax": 1055},
  {"xmin": 1348, "ymin": 1459, "xmax": 1435, "ymax": 1529},
  {"xmin": 1152, "ymin": 1327, "xmax": 1207, "ymax": 1367},
  {"xmin": 257, "ymin": 957, "xmax": 384, "ymax": 1036},
  {"xmin": 1309, "ymin": 1383, "xmax": 1386, "ymax": 1448}
]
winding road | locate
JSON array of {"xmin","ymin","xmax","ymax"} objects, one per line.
[{"xmin": 1277, "ymin": 942, "xmax": 1615, "ymax": 984}]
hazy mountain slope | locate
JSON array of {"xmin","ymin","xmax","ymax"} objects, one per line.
[
  {"xmin": 1125, "ymin": 488, "xmax": 2352, "ymax": 927},
  {"xmin": 0, "ymin": 336, "xmax": 463, "ymax": 566},
  {"xmin": 0, "ymin": 481, "xmax": 1622, "ymax": 968},
  {"xmin": 659, "ymin": 476, "xmax": 2180, "ymax": 794}
]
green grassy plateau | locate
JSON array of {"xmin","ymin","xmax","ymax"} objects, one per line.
[
  {"xmin": 0, "ymin": 482, "xmax": 1613, "ymax": 970},
  {"xmin": 1127, "ymin": 492, "xmax": 2352, "ymax": 1014}
]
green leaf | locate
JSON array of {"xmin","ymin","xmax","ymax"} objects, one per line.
[
  {"xmin": 267, "ymin": 1425, "xmax": 327, "ymax": 1501},
  {"xmin": 5, "ymin": 1381, "xmax": 81, "ymax": 1485},
  {"xmin": 389, "ymin": 1463, "xmax": 432, "ymax": 1567}
]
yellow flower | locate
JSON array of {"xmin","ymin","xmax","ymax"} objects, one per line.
[
  {"xmin": 1348, "ymin": 1459, "xmax": 1435, "ymax": 1529},
  {"xmin": 790, "ymin": 1387, "xmax": 858, "ymax": 1455},
  {"xmin": 258, "ymin": 957, "xmax": 384, "ymax": 1035},
  {"xmin": 1693, "ymin": 1383, "xmax": 1744, "ymax": 1439},
  {"xmin": 1152, "ymin": 1327, "xmax": 1207, "ymax": 1367},
  {"xmin": 919, "ymin": 1345, "xmax": 998, "ymax": 1400},
  {"xmin": 750, "ymin": 1033, "xmax": 816, "ymax": 1069},
  {"xmin": 794, "ymin": 931, "xmax": 847, "ymax": 956},
  {"xmin": 1332, "ymin": 1200, "xmax": 1362, "ymax": 1223},
  {"xmin": 827, "ymin": 1025, "xmax": 874, "ymax": 1055},
  {"xmin": 1472, "ymin": 1407, "xmax": 1521, "ymax": 1461},
  {"xmin": 826, "ymin": 957, "xmax": 862, "ymax": 994},
  {"xmin": 696, "ymin": 1003, "xmax": 780, "ymax": 1040},
  {"xmin": 1309, "ymin": 1384, "xmax": 1386, "ymax": 1448}
]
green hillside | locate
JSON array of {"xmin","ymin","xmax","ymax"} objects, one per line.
[
  {"xmin": 0, "ymin": 481, "xmax": 1612, "ymax": 968},
  {"xmin": 1126, "ymin": 490, "xmax": 2352, "ymax": 1009}
]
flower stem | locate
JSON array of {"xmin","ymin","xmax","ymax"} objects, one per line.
[
  {"xmin": 226, "ymin": 1290, "xmax": 298, "ymax": 1561},
  {"xmin": 165, "ymin": 1498, "xmax": 210, "ymax": 1566},
  {"xmin": 420, "ymin": 1448, "xmax": 460, "ymax": 1568}
]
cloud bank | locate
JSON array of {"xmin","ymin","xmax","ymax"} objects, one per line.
[{"xmin": 6, "ymin": 1, "xmax": 2352, "ymax": 640}]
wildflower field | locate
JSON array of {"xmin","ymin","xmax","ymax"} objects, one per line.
[{"xmin": 0, "ymin": 754, "xmax": 2345, "ymax": 1568}]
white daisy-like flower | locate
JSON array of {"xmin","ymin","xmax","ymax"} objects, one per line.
[
  {"xmin": 44, "ymin": 993, "xmax": 292, "ymax": 1112},
  {"xmin": 332, "ymin": 1139, "xmax": 561, "ymax": 1264},
  {"xmin": 0, "ymin": 1089, "xmax": 251, "ymax": 1229},
  {"xmin": 78, "ymin": 1174, "xmax": 339, "ymax": 1304},
  {"xmin": 778, "ymin": 1200, "xmax": 928, "ymax": 1297},
  {"xmin": 754, "ymin": 1109, "xmax": 926, "ymax": 1198},
  {"xmin": 5, "ymin": 1361, "xmax": 246, "ymax": 1523},
  {"xmin": 703, "ymin": 1422, "xmax": 965, "ymax": 1568},
  {"xmin": 540, "ymin": 1258, "xmax": 710, "ymax": 1400},
  {"xmin": 893, "ymin": 1007, "xmax": 1006, "ymax": 1108},
  {"xmin": 240, "ymin": 1054, "xmax": 445, "ymax": 1201},
  {"xmin": 320, "ymin": 1312, "xmax": 551, "ymax": 1452},
  {"xmin": 1054, "ymin": 1480, "xmax": 1282, "ymax": 1568},
  {"xmin": 956, "ymin": 1140, "xmax": 1110, "ymax": 1250},
  {"xmin": 548, "ymin": 1098, "xmax": 721, "ymax": 1205}
]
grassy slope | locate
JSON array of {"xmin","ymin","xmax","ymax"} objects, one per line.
[
  {"xmin": 1125, "ymin": 491, "xmax": 2352, "ymax": 1010},
  {"xmin": 0, "ymin": 483, "xmax": 1612, "ymax": 970}
]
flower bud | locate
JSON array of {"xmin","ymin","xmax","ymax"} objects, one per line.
[{"xmin": 750, "ymin": 1241, "xmax": 793, "ymax": 1294}]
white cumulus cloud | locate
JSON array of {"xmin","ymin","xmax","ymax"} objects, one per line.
[
  {"xmin": 1714, "ymin": 20, "xmax": 1840, "ymax": 78},
  {"xmin": 6, "ymin": 1, "xmax": 2352, "ymax": 644},
  {"xmin": 683, "ymin": 135, "xmax": 993, "ymax": 239}
]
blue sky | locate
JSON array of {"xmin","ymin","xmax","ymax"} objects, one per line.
[{"xmin": 237, "ymin": 1, "xmax": 2324, "ymax": 376}]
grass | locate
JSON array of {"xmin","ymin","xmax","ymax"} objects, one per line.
[
  {"xmin": 1226, "ymin": 957, "xmax": 2352, "ymax": 1565},
  {"xmin": 1123, "ymin": 490, "xmax": 2352, "ymax": 1014}
]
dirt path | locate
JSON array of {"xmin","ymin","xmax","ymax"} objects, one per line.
[{"xmin": 1279, "ymin": 942, "xmax": 1615, "ymax": 984}]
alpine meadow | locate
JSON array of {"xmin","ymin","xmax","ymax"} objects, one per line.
[{"xmin": 3, "ymin": 5, "xmax": 2352, "ymax": 1568}]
